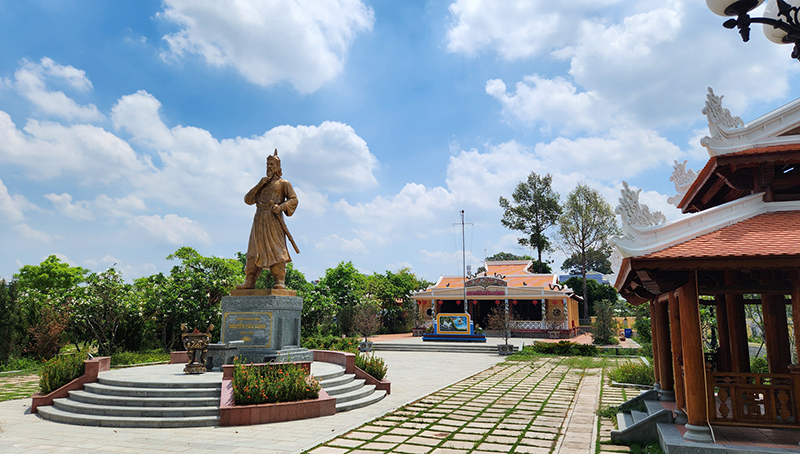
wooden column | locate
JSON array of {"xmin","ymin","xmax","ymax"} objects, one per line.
[
  {"xmin": 715, "ymin": 295, "xmax": 732, "ymax": 373},
  {"xmin": 655, "ymin": 299, "xmax": 674, "ymax": 400},
  {"xmin": 668, "ymin": 291, "xmax": 688, "ymax": 423},
  {"xmin": 725, "ymin": 271, "xmax": 750, "ymax": 373},
  {"xmin": 761, "ymin": 271, "xmax": 791, "ymax": 374},
  {"xmin": 679, "ymin": 272, "xmax": 712, "ymax": 443},
  {"xmin": 650, "ymin": 301, "xmax": 661, "ymax": 387},
  {"xmin": 792, "ymin": 271, "xmax": 800, "ymax": 364}
]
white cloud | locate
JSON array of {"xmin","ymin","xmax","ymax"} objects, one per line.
[
  {"xmin": 44, "ymin": 193, "xmax": 146, "ymax": 220},
  {"xmin": 159, "ymin": 0, "xmax": 374, "ymax": 93},
  {"xmin": 0, "ymin": 112, "xmax": 148, "ymax": 183},
  {"xmin": 14, "ymin": 58, "xmax": 102, "ymax": 122},
  {"xmin": 127, "ymin": 214, "xmax": 211, "ymax": 245},
  {"xmin": 447, "ymin": 0, "xmax": 622, "ymax": 59},
  {"xmin": 533, "ymin": 128, "xmax": 683, "ymax": 180},
  {"xmin": 485, "ymin": 75, "xmax": 608, "ymax": 134},
  {"xmin": 109, "ymin": 90, "xmax": 378, "ymax": 210},
  {"xmin": 14, "ymin": 223, "xmax": 54, "ymax": 242},
  {"xmin": 314, "ymin": 234, "xmax": 368, "ymax": 255},
  {"xmin": 83, "ymin": 255, "xmax": 119, "ymax": 267},
  {"xmin": 44, "ymin": 193, "xmax": 94, "ymax": 220},
  {"xmin": 0, "ymin": 178, "xmax": 33, "ymax": 223}
]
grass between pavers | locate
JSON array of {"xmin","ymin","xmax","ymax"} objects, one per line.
[
  {"xmin": 0, "ymin": 372, "xmax": 40, "ymax": 402},
  {"xmin": 304, "ymin": 355, "xmax": 633, "ymax": 454}
]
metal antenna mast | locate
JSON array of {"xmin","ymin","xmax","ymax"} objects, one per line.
[{"xmin": 455, "ymin": 210, "xmax": 473, "ymax": 314}]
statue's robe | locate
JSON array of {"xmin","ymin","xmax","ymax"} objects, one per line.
[{"xmin": 243, "ymin": 177, "xmax": 298, "ymax": 272}]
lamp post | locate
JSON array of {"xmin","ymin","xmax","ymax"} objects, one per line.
[{"xmin": 707, "ymin": 0, "xmax": 800, "ymax": 59}]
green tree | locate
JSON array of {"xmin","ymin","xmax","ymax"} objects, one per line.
[
  {"xmin": 592, "ymin": 299, "xmax": 618, "ymax": 345},
  {"xmin": 14, "ymin": 256, "xmax": 88, "ymax": 355},
  {"xmin": 485, "ymin": 252, "xmax": 532, "ymax": 261},
  {"xmin": 563, "ymin": 276, "xmax": 618, "ymax": 318},
  {"xmin": 137, "ymin": 247, "xmax": 243, "ymax": 351},
  {"xmin": 365, "ymin": 268, "xmax": 432, "ymax": 333},
  {"xmin": 318, "ymin": 261, "xmax": 366, "ymax": 335},
  {"xmin": 70, "ymin": 269, "xmax": 136, "ymax": 356},
  {"xmin": 561, "ymin": 247, "xmax": 613, "ymax": 275},
  {"xmin": 557, "ymin": 184, "xmax": 620, "ymax": 321},
  {"xmin": 499, "ymin": 172, "xmax": 562, "ymax": 264},
  {"xmin": 0, "ymin": 280, "xmax": 22, "ymax": 364}
]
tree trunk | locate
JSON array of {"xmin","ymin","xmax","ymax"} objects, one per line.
[{"xmin": 581, "ymin": 259, "xmax": 589, "ymax": 322}]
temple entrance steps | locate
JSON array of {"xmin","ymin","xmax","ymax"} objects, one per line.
[
  {"xmin": 610, "ymin": 389, "xmax": 674, "ymax": 445},
  {"xmin": 373, "ymin": 342, "xmax": 512, "ymax": 354},
  {"xmin": 312, "ymin": 362, "xmax": 386, "ymax": 412},
  {"xmin": 37, "ymin": 374, "xmax": 221, "ymax": 428}
]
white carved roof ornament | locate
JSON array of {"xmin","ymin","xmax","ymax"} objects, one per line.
[
  {"xmin": 614, "ymin": 182, "xmax": 667, "ymax": 240},
  {"xmin": 667, "ymin": 160, "xmax": 698, "ymax": 207},
  {"xmin": 701, "ymin": 87, "xmax": 800, "ymax": 156}
]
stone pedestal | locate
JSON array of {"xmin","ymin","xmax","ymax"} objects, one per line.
[
  {"xmin": 221, "ymin": 290, "xmax": 312, "ymax": 363},
  {"xmin": 205, "ymin": 340, "xmax": 244, "ymax": 371}
]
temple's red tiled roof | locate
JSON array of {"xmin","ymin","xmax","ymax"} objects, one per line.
[
  {"xmin": 729, "ymin": 144, "xmax": 800, "ymax": 156},
  {"xmin": 640, "ymin": 211, "xmax": 800, "ymax": 259}
]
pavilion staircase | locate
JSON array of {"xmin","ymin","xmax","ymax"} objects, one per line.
[
  {"xmin": 373, "ymin": 342, "xmax": 515, "ymax": 354},
  {"xmin": 313, "ymin": 362, "xmax": 386, "ymax": 412},
  {"xmin": 37, "ymin": 374, "xmax": 221, "ymax": 428},
  {"xmin": 610, "ymin": 389, "xmax": 674, "ymax": 445}
]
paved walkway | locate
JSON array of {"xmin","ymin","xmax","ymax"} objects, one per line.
[
  {"xmin": 0, "ymin": 350, "xmax": 505, "ymax": 454},
  {"xmin": 307, "ymin": 357, "xmax": 634, "ymax": 454}
]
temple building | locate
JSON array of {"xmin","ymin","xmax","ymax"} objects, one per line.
[
  {"xmin": 613, "ymin": 88, "xmax": 800, "ymax": 443},
  {"xmin": 413, "ymin": 260, "xmax": 580, "ymax": 339}
]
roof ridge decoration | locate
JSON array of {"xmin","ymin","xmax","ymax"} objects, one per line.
[
  {"xmin": 667, "ymin": 160, "xmax": 698, "ymax": 207},
  {"xmin": 615, "ymin": 182, "xmax": 667, "ymax": 240},
  {"xmin": 699, "ymin": 87, "xmax": 800, "ymax": 156}
]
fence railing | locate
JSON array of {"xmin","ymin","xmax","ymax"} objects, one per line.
[{"xmin": 708, "ymin": 371, "xmax": 798, "ymax": 427}]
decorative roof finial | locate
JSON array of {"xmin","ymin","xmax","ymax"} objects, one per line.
[{"xmin": 615, "ymin": 181, "xmax": 667, "ymax": 238}]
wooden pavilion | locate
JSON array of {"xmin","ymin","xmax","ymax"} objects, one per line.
[
  {"xmin": 614, "ymin": 88, "xmax": 800, "ymax": 443},
  {"xmin": 413, "ymin": 260, "xmax": 580, "ymax": 339}
]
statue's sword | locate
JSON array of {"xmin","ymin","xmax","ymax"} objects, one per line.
[{"xmin": 275, "ymin": 212, "xmax": 300, "ymax": 254}]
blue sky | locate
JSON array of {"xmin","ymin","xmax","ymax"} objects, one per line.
[{"xmin": 1, "ymin": 0, "xmax": 799, "ymax": 283}]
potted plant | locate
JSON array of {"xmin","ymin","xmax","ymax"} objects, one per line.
[
  {"xmin": 486, "ymin": 304, "xmax": 517, "ymax": 355},
  {"xmin": 352, "ymin": 299, "xmax": 381, "ymax": 352}
]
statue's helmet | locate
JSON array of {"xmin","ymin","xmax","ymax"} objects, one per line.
[{"xmin": 266, "ymin": 149, "xmax": 282, "ymax": 176}]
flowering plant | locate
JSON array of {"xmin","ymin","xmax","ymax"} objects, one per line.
[{"xmin": 231, "ymin": 358, "xmax": 320, "ymax": 406}]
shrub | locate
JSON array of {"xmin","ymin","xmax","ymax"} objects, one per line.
[
  {"xmin": 0, "ymin": 356, "xmax": 42, "ymax": 373},
  {"xmin": 301, "ymin": 336, "xmax": 359, "ymax": 353},
  {"xmin": 231, "ymin": 359, "xmax": 320, "ymax": 406},
  {"xmin": 525, "ymin": 341, "xmax": 598, "ymax": 357},
  {"xmin": 608, "ymin": 361, "xmax": 654, "ymax": 385},
  {"xmin": 592, "ymin": 299, "xmax": 618, "ymax": 345},
  {"xmin": 110, "ymin": 349, "xmax": 171, "ymax": 366},
  {"xmin": 355, "ymin": 352, "xmax": 388, "ymax": 380},
  {"xmin": 39, "ymin": 354, "xmax": 87, "ymax": 394},
  {"xmin": 26, "ymin": 305, "xmax": 70, "ymax": 360},
  {"xmin": 751, "ymin": 356, "xmax": 769, "ymax": 374}
]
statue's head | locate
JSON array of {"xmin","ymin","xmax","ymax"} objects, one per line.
[{"xmin": 266, "ymin": 149, "xmax": 282, "ymax": 178}]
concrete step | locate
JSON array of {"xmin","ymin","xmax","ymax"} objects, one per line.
[
  {"xmin": 324, "ymin": 379, "xmax": 366, "ymax": 397},
  {"xmin": 631, "ymin": 410, "xmax": 649, "ymax": 424},
  {"xmin": 373, "ymin": 344, "xmax": 499, "ymax": 354},
  {"xmin": 644, "ymin": 399, "xmax": 665, "ymax": 415},
  {"xmin": 617, "ymin": 411, "xmax": 634, "ymax": 430},
  {"xmin": 68, "ymin": 390, "xmax": 218, "ymax": 407},
  {"xmin": 52, "ymin": 398, "xmax": 219, "ymax": 418},
  {"xmin": 336, "ymin": 389, "xmax": 387, "ymax": 412},
  {"xmin": 98, "ymin": 376, "xmax": 218, "ymax": 389},
  {"xmin": 37, "ymin": 405, "xmax": 218, "ymax": 428},
  {"xmin": 310, "ymin": 363, "xmax": 345, "ymax": 382},
  {"xmin": 332, "ymin": 384, "xmax": 376, "ymax": 404},
  {"xmin": 83, "ymin": 382, "xmax": 221, "ymax": 399},
  {"xmin": 318, "ymin": 373, "xmax": 356, "ymax": 389}
]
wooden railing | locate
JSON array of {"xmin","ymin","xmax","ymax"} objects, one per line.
[{"xmin": 708, "ymin": 371, "xmax": 799, "ymax": 427}]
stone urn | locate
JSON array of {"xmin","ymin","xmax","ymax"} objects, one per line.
[
  {"xmin": 496, "ymin": 344, "xmax": 515, "ymax": 356},
  {"xmin": 358, "ymin": 340, "xmax": 374, "ymax": 353},
  {"xmin": 181, "ymin": 324, "xmax": 213, "ymax": 374},
  {"xmin": 411, "ymin": 326, "xmax": 425, "ymax": 337}
]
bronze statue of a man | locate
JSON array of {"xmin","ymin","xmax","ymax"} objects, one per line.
[{"xmin": 237, "ymin": 149, "xmax": 298, "ymax": 289}]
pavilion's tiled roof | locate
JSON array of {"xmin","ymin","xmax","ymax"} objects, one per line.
[
  {"xmin": 640, "ymin": 211, "xmax": 800, "ymax": 259},
  {"xmin": 432, "ymin": 273, "xmax": 557, "ymax": 289},
  {"xmin": 485, "ymin": 262, "xmax": 531, "ymax": 275}
]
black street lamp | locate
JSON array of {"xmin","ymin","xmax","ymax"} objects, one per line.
[{"xmin": 708, "ymin": 0, "xmax": 800, "ymax": 59}]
